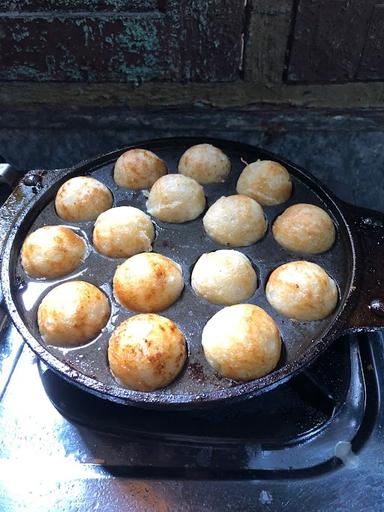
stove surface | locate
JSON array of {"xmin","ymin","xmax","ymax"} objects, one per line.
[{"xmin": 1, "ymin": 313, "xmax": 383, "ymax": 511}]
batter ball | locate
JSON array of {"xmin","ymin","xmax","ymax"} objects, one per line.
[
  {"xmin": 114, "ymin": 148, "xmax": 167, "ymax": 189},
  {"xmin": 21, "ymin": 225, "xmax": 86, "ymax": 278},
  {"xmin": 146, "ymin": 174, "xmax": 206, "ymax": 223},
  {"xmin": 266, "ymin": 261, "xmax": 338, "ymax": 321},
  {"xmin": 113, "ymin": 252, "xmax": 184, "ymax": 312},
  {"xmin": 55, "ymin": 176, "xmax": 113, "ymax": 222},
  {"xmin": 273, "ymin": 203, "xmax": 336, "ymax": 254},
  {"xmin": 37, "ymin": 281, "xmax": 110, "ymax": 347},
  {"xmin": 93, "ymin": 206, "xmax": 154, "ymax": 258},
  {"xmin": 178, "ymin": 143, "xmax": 231, "ymax": 184},
  {"xmin": 191, "ymin": 250, "xmax": 257, "ymax": 305},
  {"xmin": 236, "ymin": 160, "xmax": 292, "ymax": 206},
  {"xmin": 108, "ymin": 314, "xmax": 187, "ymax": 391},
  {"xmin": 203, "ymin": 195, "xmax": 267, "ymax": 247},
  {"xmin": 202, "ymin": 304, "xmax": 282, "ymax": 381}
]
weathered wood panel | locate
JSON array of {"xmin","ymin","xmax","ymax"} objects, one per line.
[
  {"xmin": 0, "ymin": 14, "xmax": 172, "ymax": 82},
  {"xmin": 2, "ymin": 1, "xmax": 160, "ymax": 12},
  {"xmin": 287, "ymin": 0, "xmax": 377, "ymax": 83},
  {"xmin": 244, "ymin": 0, "xmax": 293, "ymax": 83},
  {"xmin": 180, "ymin": 0, "xmax": 244, "ymax": 82},
  {"xmin": 0, "ymin": 1, "xmax": 245, "ymax": 82},
  {"xmin": 357, "ymin": 4, "xmax": 384, "ymax": 81},
  {"xmin": 2, "ymin": 81, "xmax": 384, "ymax": 110}
]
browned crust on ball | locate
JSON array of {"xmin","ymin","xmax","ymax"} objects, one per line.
[
  {"xmin": 202, "ymin": 304, "xmax": 281, "ymax": 381},
  {"xmin": 178, "ymin": 144, "xmax": 230, "ymax": 184},
  {"xmin": 114, "ymin": 149, "xmax": 167, "ymax": 189},
  {"xmin": 203, "ymin": 194, "xmax": 266, "ymax": 247},
  {"xmin": 37, "ymin": 281, "xmax": 110, "ymax": 347},
  {"xmin": 55, "ymin": 177, "xmax": 113, "ymax": 222},
  {"xmin": 236, "ymin": 160, "xmax": 292, "ymax": 206},
  {"xmin": 113, "ymin": 253, "xmax": 184, "ymax": 312},
  {"xmin": 266, "ymin": 261, "xmax": 338, "ymax": 321},
  {"xmin": 108, "ymin": 314, "xmax": 187, "ymax": 391},
  {"xmin": 21, "ymin": 226, "xmax": 85, "ymax": 278},
  {"xmin": 272, "ymin": 203, "xmax": 336, "ymax": 254}
]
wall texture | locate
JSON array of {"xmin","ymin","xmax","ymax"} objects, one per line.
[{"xmin": 0, "ymin": 0, "xmax": 383, "ymax": 111}]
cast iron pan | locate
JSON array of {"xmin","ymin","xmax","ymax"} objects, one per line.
[{"xmin": 0, "ymin": 137, "xmax": 383, "ymax": 410}]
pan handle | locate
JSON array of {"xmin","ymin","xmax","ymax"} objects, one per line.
[
  {"xmin": 343, "ymin": 202, "xmax": 384, "ymax": 332},
  {"xmin": 0, "ymin": 156, "xmax": 26, "ymax": 188}
]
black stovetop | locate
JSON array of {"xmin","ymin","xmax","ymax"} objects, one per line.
[{"xmin": 1, "ymin": 305, "xmax": 384, "ymax": 510}]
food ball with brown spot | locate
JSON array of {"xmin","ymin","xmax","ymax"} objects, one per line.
[
  {"xmin": 55, "ymin": 176, "xmax": 113, "ymax": 222},
  {"xmin": 108, "ymin": 314, "xmax": 187, "ymax": 391},
  {"xmin": 236, "ymin": 160, "xmax": 292, "ymax": 206},
  {"xmin": 146, "ymin": 174, "xmax": 206, "ymax": 223},
  {"xmin": 93, "ymin": 206, "xmax": 155, "ymax": 258},
  {"xmin": 37, "ymin": 281, "xmax": 110, "ymax": 347},
  {"xmin": 114, "ymin": 148, "xmax": 167, "ymax": 189},
  {"xmin": 178, "ymin": 143, "xmax": 231, "ymax": 184},
  {"xmin": 191, "ymin": 250, "xmax": 257, "ymax": 305},
  {"xmin": 273, "ymin": 203, "xmax": 336, "ymax": 254},
  {"xmin": 203, "ymin": 195, "xmax": 267, "ymax": 247},
  {"xmin": 202, "ymin": 304, "xmax": 281, "ymax": 381},
  {"xmin": 266, "ymin": 261, "xmax": 338, "ymax": 321},
  {"xmin": 113, "ymin": 252, "xmax": 184, "ymax": 312},
  {"xmin": 21, "ymin": 225, "xmax": 86, "ymax": 279}
]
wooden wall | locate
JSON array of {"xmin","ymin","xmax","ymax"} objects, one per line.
[{"xmin": 0, "ymin": 0, "xmax": 383, "ymax": 110}]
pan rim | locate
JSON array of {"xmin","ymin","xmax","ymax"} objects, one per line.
[{"xmin": 1, "ymin": 137, "xmax": 359, "ymax": 407}]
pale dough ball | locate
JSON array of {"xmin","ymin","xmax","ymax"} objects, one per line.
[
  {"xmin": 113, "ymin": 252, "xmax": 184, "ymax": 312},
  {"xmin": 266, "ymin": 261, "xmax": 338, "ymax": 321},
  {"xmin": 114, "ymin": 148, "xmax": 167, "ymax": 189},
  {"xmin": 37, "ymin": 281, "xmax": 110, "ymax": 347},
  {"xmin": 202, "ymin": 304, "xmax": 281, "ymax": 381},
  {"xmin": 108, "ymin": 314, "xmax": 187, "ymax": 391},
  {"xmin": 93, "ymin": 206, "xmax": 154, "ymax": 258},
  {"xmin": 146, "ymin": 174, "xmax": 206, "ymax": 223},
  {"xmin": 191, "ymin": 250, "xmax": 257, "ymax": 305},
  {"xmin": 203, "ymin": 195, "xmax": 267, "ymax": 247},
  {"xmin": 55, "ymin": 176, "xmax": 113, "ymax": 222},
  {"xmin": 273, "ymin": 203, "xmax": 336, "ymax": 254},
  {"xmin": 236, "ymin": 160, "xmax": 292, "ymax": 206},
  {"xmin": 178, "ymin": 143, "xmax": 231, "ymax": 184},
  {"xmin": 21, "ymin": 226, "xmax": 86, "ymax": 279}
]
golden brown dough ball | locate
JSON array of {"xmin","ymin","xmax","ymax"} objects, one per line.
[
  {"xmin": 236, "ymin": 160, "xmax": 292, "ymax": 206},
  {"xmin": 273, "ymin": 203, "xmax": 336, "ymax": 254},
  {"xmin": 178, "ymin": 143, "xmax": 231, "ymax": 184},
  {"xmin": 37, "ymin": 281, "xmax": 110, "ymax": 347},
  {"xmin": 191, "ymin": 250, "xmax": 257, "ymax": 305},
  {"xmin": 21, "ymin": 226, "xmax": 86, "ymax": 279},
  {"xmin": 202, "ymin": 304, "xmax": 281, "ymax": 381},
  {"xmin": 55, "ymin": 176, "xmax": 113, "ymax": 222},
  {"xmin": 146, "ymin": 174, "xmax": 206, "ymax": 223},
  {"xmin": 93, "ymin": 206, "xmax": 154, "ymax": 258},
  {"xmin": 108, "ymin": 314, "xmax": 187, "ymax": 391},
  {"xmin": 203, "ymin": 195, "xmax": 267, "ymax": 247},
  {"xmin": 114, "ymin": 148, "xmax": 167, "ymax": 189},
  {"xmin": 266, "ymin": 261, "xmax": 338, "ymax": 321},
  {"xmin": 113, "ymin": 252, "xmax": 184, "ymax": 312}
]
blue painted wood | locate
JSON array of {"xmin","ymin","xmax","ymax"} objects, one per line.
[
  {"xmin": 0, "ymin": 13, "xmax": 170, "ymax": 82},
  {"xmin": 2, "ymin": 0, "xmax": 159, "ymax": 12},
  {"xmin": 0, "ymin": 0, "xmax": 245, "ymax": 82}
]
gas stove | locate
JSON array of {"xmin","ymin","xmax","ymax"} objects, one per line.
[
  {"xmin": 1, "ymin": 153, "xmax": 384, "ymax": 511},
  {"xmin": 1, "ymin": 303, "xmax": 384, "ymax": 510}
]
